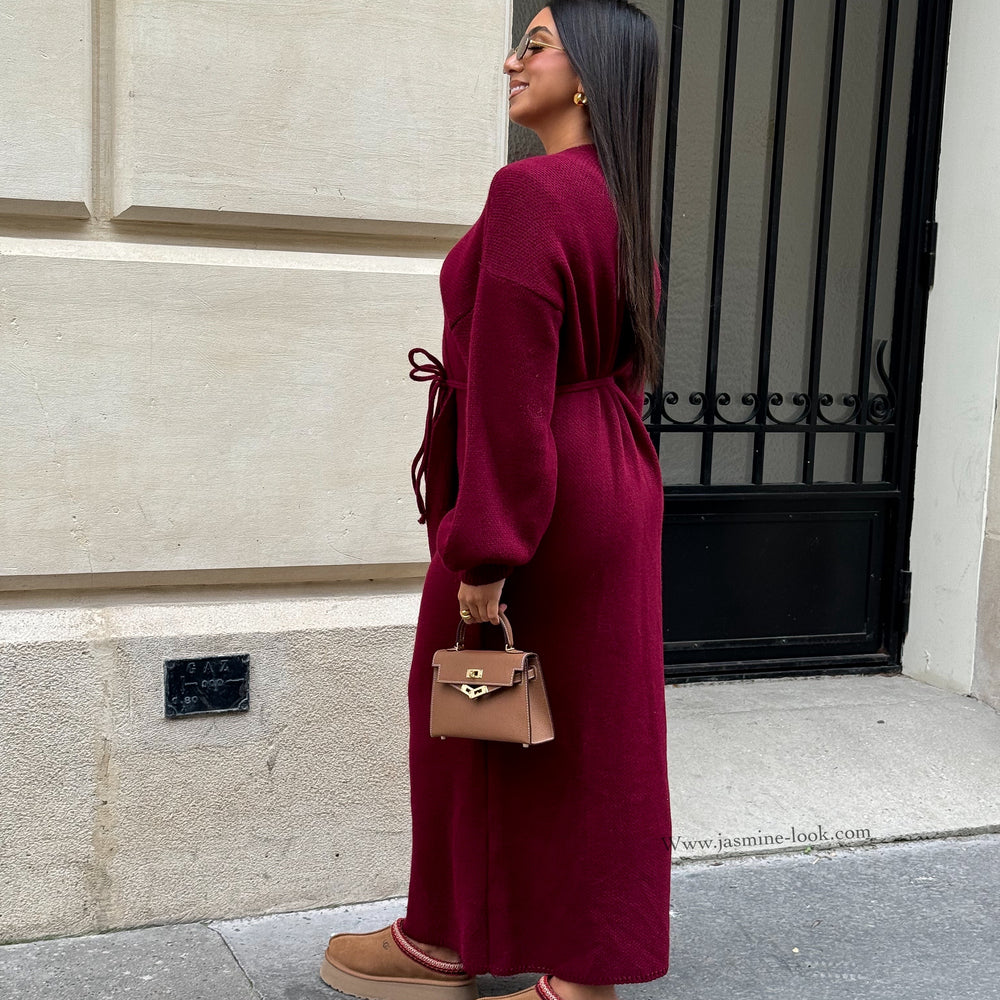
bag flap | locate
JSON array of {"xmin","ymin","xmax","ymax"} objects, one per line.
[{"xmin": 432, "ymin": 648, "xmax": 531, "ymax": 687}]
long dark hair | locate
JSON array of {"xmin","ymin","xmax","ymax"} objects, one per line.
[{"xmin": 548, "ymin": 0, "xmax": 662, "ymax": 390}]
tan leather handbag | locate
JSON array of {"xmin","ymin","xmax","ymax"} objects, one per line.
[{"xmin": 429, "ymin": 610, "xmax": 554, "ymax": 747}]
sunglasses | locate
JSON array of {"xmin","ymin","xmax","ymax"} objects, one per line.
[{"xmin": 507, "ymin": 31, "xmax": 566, "ymax": 62}]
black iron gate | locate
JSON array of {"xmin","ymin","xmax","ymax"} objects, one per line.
[{"xmin": 649, "ymin": 0, "xmax": 952, "ymax": 681}]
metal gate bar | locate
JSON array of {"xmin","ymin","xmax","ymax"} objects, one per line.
[
  {"xmin": 853, "ymin": 0, "xmax": 900, "ymax": 484},
  {"xmin": 751, "ymin": 0, "xmax": 795, "ymax": 485},
  {"xmin": 802, "ymin": 0, "xmax": 847, "ymax": 485},
  {"xmin": 650, "ymin": 0, "xmax": 685, "ymax": 455},
  {"xmin": 701, "ymin": 0, "xmax": 741, "ymax": 485}
]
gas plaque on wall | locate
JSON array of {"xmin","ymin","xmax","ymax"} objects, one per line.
[{"xmin": 163, "ymin": 654, "xmax": 250, "ymax": 718}]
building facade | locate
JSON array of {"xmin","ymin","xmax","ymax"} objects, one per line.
[{"xmin": 1, "ymin": 0, "xmax": 997, "ymax": 944}]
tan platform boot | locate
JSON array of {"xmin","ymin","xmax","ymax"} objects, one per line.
[
  {"xmin": 320, "ymin": 917, "xmax": 477, "ymax": 1000},
  {"xmin": 489, "ymin": 975, "xmax": 562, "ymax": 1000},
  {"xmin": 489, "ymin": 975, "xmax": 563, "ymax": 1000}
]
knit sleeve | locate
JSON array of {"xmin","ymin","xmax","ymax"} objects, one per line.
[{"xmin": 435, "ymin": 163, "xmax": 564, "ymax": 586}]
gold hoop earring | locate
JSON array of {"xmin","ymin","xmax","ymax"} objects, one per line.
[{"xmin": 573, "ymin": 91, "xmax": 588, "ymax": 106}]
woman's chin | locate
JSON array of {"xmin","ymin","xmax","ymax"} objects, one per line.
[{"xmin": 507, "ymin": 110, "xmax": 534, "ymax": 130}]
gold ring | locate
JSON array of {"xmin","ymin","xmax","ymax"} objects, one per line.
[{"xmin": 460, "ymin": 609, "xmax": 473, "ymax": 619}]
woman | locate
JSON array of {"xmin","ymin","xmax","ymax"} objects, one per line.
[{"xmin": 320, "ymin": 3, "xmax": 670, "ymax": 1000}]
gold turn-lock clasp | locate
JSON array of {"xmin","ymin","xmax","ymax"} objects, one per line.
[
  {"xmin": 466, "ymin": 668, "xmax": 484, "ymax": 679},
  {"xmin": 460, "ymin": 683, "xmax": 490, "ymax": 699}
]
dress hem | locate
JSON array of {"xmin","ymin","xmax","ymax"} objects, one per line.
[
  {"xmin": 462, "ymin": 963, "xmax": 671, "ymax": 985},
  {"xmin": 396, "ymin": 920, "xmax": 669, "ymax": 985}
]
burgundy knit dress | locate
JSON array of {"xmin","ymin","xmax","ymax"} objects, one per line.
[{"xmin": 402, "ymin": 142, "xmax": 670, "ymax": 986}]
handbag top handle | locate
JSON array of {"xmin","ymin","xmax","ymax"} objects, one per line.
[{"xmin": 454, "ymin": 609, "xmax": 516, "ymax": 651}]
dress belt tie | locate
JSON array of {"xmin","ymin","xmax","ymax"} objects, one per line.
[
  {"xmin": 408, "ymin": 348, "xmax": 465, "ymax": 524},
  {"xmin": 407, "ymin": 346, "xmax": 621, "ymax": 526}
]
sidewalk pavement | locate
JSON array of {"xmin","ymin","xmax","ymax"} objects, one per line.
[
  {"xmin": 663, "ymin": 671, "xmax": 1000, "ymax": 863},
  {"xmin": 2, "ymin": 671, "xmax": 999, "ymax": 999},
  {"xmin": 2, "ymin": 833, "xmax": 997, "ymax": 1000}
]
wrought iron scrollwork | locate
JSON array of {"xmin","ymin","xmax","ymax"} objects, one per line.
[
  {"xmin": 817, "ymin": 392, "xmax": 862, "ymax": 425},
  {"xmin": 645, "ymin": 339, "xmax": 896, "ymax": 431},
  {"xmin": 867, "ymin": 339, "xmax": 895, "ymax": 424},
  {"xmin": 643, "ymin": 389, "xmax": 710, "ymax": 426},
  {"xmin": 766, "ymin": 391, "xmax": 811, "ymax": 425},
  {"xmin": 714, "ymin": 391, "xmax": 760, "ymax": 425}
]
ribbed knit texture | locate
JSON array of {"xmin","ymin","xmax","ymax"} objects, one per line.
[{"xmin": 404, "ymin": 143, "xmax": 671, "ymax": 984}]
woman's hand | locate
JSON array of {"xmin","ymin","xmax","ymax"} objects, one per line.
[{"xmin": 458, "ymin": 579, "xmax": 507, "ymax": 625}]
